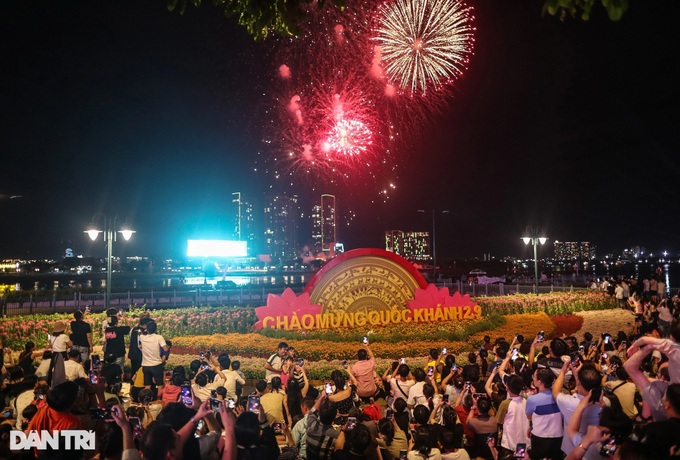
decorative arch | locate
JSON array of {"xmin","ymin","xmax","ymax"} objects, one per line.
[{"xmin": 304, "ymin": 248, "xmax": 427, "ymax": 314}]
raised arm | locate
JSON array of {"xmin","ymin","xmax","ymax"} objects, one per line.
[
  {"xmin": 553, "ymin": 357, "xmax": 571, "ymax": 400},
  {"xmin": 485, "ymin": 367, "xmax": 498, "ymax": 398},
  {"xmin": 623, "ymin": 345, "xmax": 653, "ymax": 392}
]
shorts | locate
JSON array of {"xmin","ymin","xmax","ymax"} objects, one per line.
[{"xmin": 142, "ymin": 364, "xmax": 165, "ymax": 386}]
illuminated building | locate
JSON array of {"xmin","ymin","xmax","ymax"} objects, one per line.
[
  {"xmin": 263, "ymin": 194, "xmax": 299, "ymax": 262},
  {"xmin": 553, "ymin": 241, "xmax": 596, "ymax": 260},
  {"xmin": 312, "ymin": 194, "xmax": 337, "ymax": 253},
  {"xmin": 231, "ymin": 192, "xmax": 257, "ymax": 255},
  {"xmin": 385, "ymin": 230, "xmax": 431, "ymax": 262}
]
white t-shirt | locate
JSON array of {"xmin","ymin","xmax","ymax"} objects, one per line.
[
  {"xmin": 51, "ymin": 334, "xmax": 70, "ymax": 352},
  {"xmin": 138, "ymin": 334, "xmax": 167, "ymax": 366},
  {"xmin": 407, "ymin": 381, "xmax": 427, "ymax": 407}
]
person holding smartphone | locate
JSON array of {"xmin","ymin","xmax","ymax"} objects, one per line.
[
  {"xmin": 305, "ymin": 390, "xmax": 345, "ymax": 460},
  {"xmin": 352, "ymin": 337, "xmax": 377, "ymax": 401}
]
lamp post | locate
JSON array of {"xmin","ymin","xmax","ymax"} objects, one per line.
[
  {"xmin": 418, "ymin": 209, "xmax": 449, "ymax": 282},
  {"xmin": 522, "ymin": 228, "xmax": 547, "ymax": 294},
  {"xmin": 85, "ymin": 215, "xmax": 135, "ymax": 309}
]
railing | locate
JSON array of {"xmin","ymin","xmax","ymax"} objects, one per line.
[
  {"xmin": 0, "ymin": 282, "xmax": 587, "ymax": 316},
  {"xmin": 0, "ymin": 285, "xmax": 298, "ymax": 316}
]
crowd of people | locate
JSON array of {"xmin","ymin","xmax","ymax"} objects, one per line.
[{"xmin": 0, "ymin": 297, "xmax": 679, "ymax": 460}]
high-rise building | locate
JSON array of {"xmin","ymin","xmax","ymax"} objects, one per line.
[
  {"xmin": 311, "ymin": 194, "xmax": 337, "ymax": 253},
  {"xmin": 263, "ymin": 194, "xmax": 299, "ymax": 262},
  {"xmin": 553, "ymin": 241, "xmax": 596, "ymax": 260},
  {"xmin": 231, "ymin": 192, "xmax": 257, "ymax": 254},
  {"xmin": 385, "ymin": 230, "xmax": 431, "ymax": 262}
]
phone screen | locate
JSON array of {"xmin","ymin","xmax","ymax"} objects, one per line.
[
  {"xmin": 325, "ymin": 383, "xmax": 333, "ymax": 394},
  {"xmin": 89, "ymin": 370, "xmax": 99, "ymax": 385},
  {"xmin": 210, "ymin": 398, "xmax": 221, "ymax": 412},
  {"xmin": 90, "ymin": 408, "xmax": 112, "ymax": 421},
  {"xmin": 537, "ymin": 331, "xmax": 545, "ymax": 342},
  {"xmin": 228, "ymin": 398, "xmax": 236, "ymax": 409},
  {"xmin": 386, "ymin": 409, "xmax": 394, "ymax": 419},
  {"xmin": 427, "ymin": 366, "xmax": 434, "ymax": 377},
  {"xmin": 442, "ymin": 394, "xmax": 449, "ymax": 403},
  {"xmin": 247, "ymin": 395, "xmax": 260, "ymax": 413},
  {"xmin": 399, "ymin": 450, "xmax": 407, "ymax": 460},
  {"xmin": 91, "ymin": 354, "xmax": 101, "ymax": 370},
  {"xmin": 362, "ymin": 336, "xmax": 368, "ymax": 344},
  {"xmin": 129, "ymin": 416, "xmax": 143, "ymax": 438},
  {"xmin": 442, "ymin": 347, "xmax": 447, "ymax": 355},
  {"xmin": 515, "ymin": 443, "xmax": 526, "ymax": 458},
  {"xmin": 400, "ymin": 358, "xmax": 406, "ymax": 364},
  {"xmin": 599, "ymin": 437, "xmax": 618, "ymax": 456},
  {"xmin": 346, "ymin": 417, "xmax": 357, "ymax": 431},
  {"xmin": 180, "ymin": 384, "xmax": 192, "ymax": 406}
]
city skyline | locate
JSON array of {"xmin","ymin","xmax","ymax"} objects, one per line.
[{"xmin": 1, "ymin": 1, "xmax": 679, "ymax": 260}]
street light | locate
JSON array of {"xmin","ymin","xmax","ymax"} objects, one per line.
[
  {"xmin": 418, "ymin": 209, "xmax": 450, "ymax": 282},
  {"xmin": 85, "ymin": 215, "xmax": 135, "ymax": 309},
  {"xmin": 522, "ymin": 227, "xmax": 547, "ymax": 294}
]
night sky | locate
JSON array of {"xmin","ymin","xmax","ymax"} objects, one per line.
[{"xmin": 1, "ymin": 0, "xmax": 679, "ymax": 261}]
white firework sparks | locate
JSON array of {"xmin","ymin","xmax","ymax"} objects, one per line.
[{"xmin": 374, "ymin": 0, "xmax": 475, "ymax": 95}]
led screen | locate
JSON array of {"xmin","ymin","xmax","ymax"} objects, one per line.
[{"xmin": 187, "ymin": 240, "xmax": 247, "ymax": 257}]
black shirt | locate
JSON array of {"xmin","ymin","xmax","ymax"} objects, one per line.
[
  {"xmin": 105, "ymin": 326, "xmax": 130, "ymax": 358},
  {"xmin": 70, "ymin": 320, "xmax": 92, "ymax": 347},
  {"xmin": 128, "ymin": 325, "xmax": 143, "ymax": 361}
]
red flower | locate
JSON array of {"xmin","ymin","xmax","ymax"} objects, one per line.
[
  {"xmin": 253, "ymin": 288, "xmax": 323, "ymax": 330},
  {"xmin": 406, "ymin": 283, "xmax": 477, "ymax": 313}
]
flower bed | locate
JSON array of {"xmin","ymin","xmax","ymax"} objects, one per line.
[
  {"xmin": 549, "ymin": 314, "xmax": 584, "ymax": 339},
  {"xmin": 477, "ymin": 291, "xmax": 615, "ymax": 316},
  {"xmin": 170, "ymin": 312, "xmax": 556, "ymax": 362}
]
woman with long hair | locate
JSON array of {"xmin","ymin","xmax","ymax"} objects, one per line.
[
  {"xmin": 234, "ymin": 411, "xmax": 280, "ymax": 460},
  {"xmin": 408, "ymin": 426, "xmax": 442, "ymax": 459}
]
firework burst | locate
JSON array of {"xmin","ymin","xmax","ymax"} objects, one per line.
[{"xmin": 374, "ymin": 0, "xmax": 475, "ymax": 95}]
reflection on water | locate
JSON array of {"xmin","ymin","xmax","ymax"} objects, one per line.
[{"xmin": 8, "ymin": 273, "xmax": 312, "ymax": 291}]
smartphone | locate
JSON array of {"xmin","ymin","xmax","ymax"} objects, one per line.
[
  {"xmin": 346, "ymin": 416, "xmax": 357, "ymax": 431},
  {"xmin": 47, "ymin": 334, "xmax": 52, "ymax": 342},
  {"xmin": 589, "ymin": 386, "xmax": 603, "ymax": 404},
  {"xmin": 442, "ymin": 394, "xmax": 449, "ymax": 403},
  {"xmin": 36, "ymin": 393, "xmax": 44, "ymax": 400},
  {"xmin": 247, "ymin": 395, "xmax": 260, "ymax": 413},
  {"xmin": 514, "ymin": 443, "xmax": 527, "ymax": 458},
  {"xmin": 386, "ymin": 408, "xmax": 394, "ymax": 420},
  {"xmin": 227, "ymin": 398, "xmax": 236, "ymax": 409},
  {"xmin": 427, "ymin": 366, "xmax": 434, "ymax": 377},
  {"xmin": 199, "ymin": 351, "xmax": 205, "ymax": 360},
  {"xmin": 451, "ymin": 364, "xmax": 457, "ymax": 371},
  {"xmin": 272, "ymin": 422, "xmax": 285, "ymax": 432},
  {"xmin": 400, "ymin": 358, "xmax": 406, "ymax": 364},
  {"xmin": 118, "ymin": 308, "xmax": 124, "ymax": 316},
  {"xmin": 442, "ymin": 347, "xmax": 447, "ymax": 355},
  {"xmin": 90, "ymin": 407, "xmax": 112, "ymax": 421},
  {"xmin": 89, "ymin": 370, "xmax": 99, "ymax": 385},
  {"xmin": 604, "ymin": 336, "xmax": 610, "ymax": 344},
  {"xmin": 201, "ymin": 363, "xmax": 210, "ymax": 371},
  {"xmin": 91, "ymin": 354, "xmax": 101, "ymax": 370},
  {"xmin": 362, "ymin": 336, "xmax": 368, "ymax": 345},
  {"xmin": 180, "ymin": 384, "xmax": 193, "ymax": 406},
  {"xmin": 537, "ymin": 331, "xmax": 545, "ymax": 342},
  {"xmin": 599, "ymin": 437, "xmax": 618, "ymax": 456},
  {"xmin": 342, "ymin": 360, "xmax": 348, "ymax": 369},
  {"xmin": 297, "ymin": 358, "xmax": 304, "ymax": 367},
  {"xmin": 572, "ymin": 356, "xmax": 580, "ymax": 367},
  {"xmin": 512, "ymin": 348, "xmax": 519, "ymax": 359},
  {"xmin": 465, "ymin": 381, "xmax": 471, "ymax": 391},
  {"xmin": 85, "ymin": 306, "xmax": 91, "ymax": 313},
  {"xmin": 210, "ymin": 398, "xmax": 221, "ymax": 412},
  {"xmin": 601, "ymin": 353, "xmax": 608, "ymax": 359},
  {"xmin": 1, "ymin": 409, "xmax": 13, "ymax": 418},
  {"xmin": 579, "ymin": 345, "xmax": 584, "ymax": 352},
  {"xmin": 399, "ymin": 450, "xmax": 407, "ymax": 460},
  {"xmin": 325, "ymin": 383, "xmax": 333, "ymax": 394},
  {"xmin": 129, "ymin": 416, "xmax": 143, "ymax": 438},
  {"xmin": 473, "ymin": 393, "xmax": 486, "ymax": 399}
]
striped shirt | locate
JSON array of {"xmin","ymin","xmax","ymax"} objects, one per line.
[
  {"xmin": 526, "ymin": 390, "xmax": 563, "ymax": 438},
  {"xmin": 305, "ymin": 410, "xmax": 339, "ymax": 460}
]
